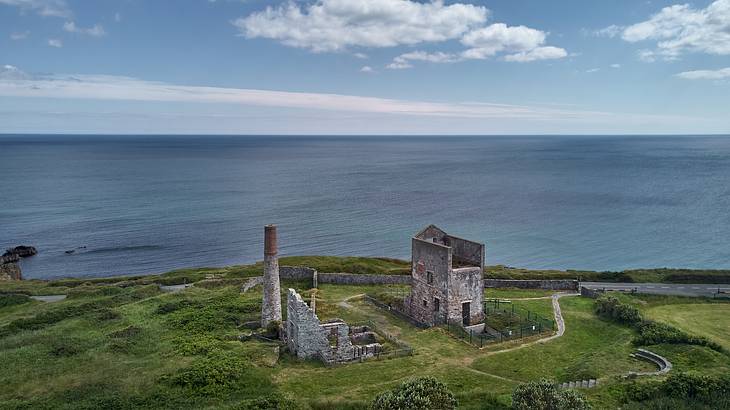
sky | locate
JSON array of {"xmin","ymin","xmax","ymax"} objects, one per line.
[{"xmin": 0, "ymin": 0, "xmax": 729, "ymax": 135}]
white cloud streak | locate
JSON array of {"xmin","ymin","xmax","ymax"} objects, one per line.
[
  {"xmin": 0, "ymin": 66, "xmax": 615, "ymax": 122},
  {"xmin": 620, "ymin": 0, "xmax": 730, "ymax": 60},
  {"xmin": 0, "ymin": 0, "xmax": 70, "ymax": 17},
  {"xmin": 676, "ymin": 67, "xmax": 730, "ymax": 80},
  {"xmin": 10, "ymin": 31, "xmax": 29, "ymax": 40},
  {"xmin": 63, "ymin": 21, "xmax": 106, "ymax": 37},
  {"xmin": 47, "ymin": 38, "xmax": 62, "ymax": 47}
]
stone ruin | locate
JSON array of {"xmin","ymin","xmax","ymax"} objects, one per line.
[
  {"xmin": 256, "ymin": 225, "xmax": 382, "ymax": 364},
  {"xmin": 404, "ymin": 224, "xmax": 485, "ymax": 328},
  {"xmin": 286, "ymin": 288, "xmax": 382, "ymax": 364}
]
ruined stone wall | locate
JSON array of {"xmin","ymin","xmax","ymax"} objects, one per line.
[
  {"xmin": 318, "ymin": 273, "xmax": 411, "ymax": 285},
  {"xmin": 447, "ymin": 236, "xmax": 484, "ymax": 268},
  {"xmin": 485, "ymin": 279, "xmax": 579, "ymax": 291},
  {"xmin": 415, "ymin": 225, "xmax": 448, "ymax": 243},
  {"xmin": 447, "ymin": 267, "xmax": 484, "ymax": 325},
  {"xmin": 286, "ymin": 289, "xmax": 332, "ymax": 361},
  {"xmin": 280, "ymin": 266, "xmax": 317, "ymax": 281},
  {"xmin": 407, "ymin": 238, "xmax": 450, "ymax": 326}
]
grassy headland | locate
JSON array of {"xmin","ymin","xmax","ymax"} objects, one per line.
[{"xmin": 0, "ymin": 256, "xmax": 729, "ymax": 409}]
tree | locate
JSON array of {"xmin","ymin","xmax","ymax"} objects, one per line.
[
  {"xmin": 370, "ymin": 377, "xmax": 458, "ymax": 410},
  {"xmin": 512, "ymin": 379, "xmax": 591, "ymax": 410}
]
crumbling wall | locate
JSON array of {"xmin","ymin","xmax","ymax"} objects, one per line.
[
  {"xmin": 286, "ymin": 289, "xmax": 381, "ymax": 364},
  {"xmin": 485, "ymin": 279, "xmax": 579, "ymax": 291},
  {"xmin": 448, "ymin": 236, "xmax": 484, "ymax": 268},
  {"xmin": 0, "ymin": 253, "xmax": 21, "ymax": 281},
  {"xmin": 286, "ymin": 289, "xmax": 332, "ymax": 361},
  {"xmin": 448, "ymin": 267, "xmax": 484, "ymax": 325},
  {"xmin": 318, "ymin": 273, "xmax": 411, "ymax": 285},
  {"xmin": 407, "ymin": 238, "xmax": 450, "ymax": 326}
]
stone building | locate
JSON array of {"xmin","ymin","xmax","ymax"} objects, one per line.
[
  {"xmin": 286, "ymin": 288, "xmax": 381, "ymax": 364},
  {"xmin": 405, "ymin": 225, "xmax": 485, "ymax": 327},
  {"xmin": 261, "ymin": 225, "xmax": 282, "ymax": 328}
]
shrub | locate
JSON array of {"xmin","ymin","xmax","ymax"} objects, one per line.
[
  {"xmin": 233, "ymin": 394, "xmax": 307, "ymax": 410},
  {"xmin": 370, "ymin": 377, "xmax": 457, "ymax": 410},
  {"xmin": 595, "ymin": 296, "xmax": 642, "ymax": 325},
  {"xmin": 174, "ymin": 335, "xmax": 222, "ymax": 356},
  {"xmin": 634, "ymin": 321, "xmax": 723, "ymax": 352},
  {"xmin": 511, "ymin": 379, "xmax": 591, "ymax": 410},
  {"xmin": 623, "ymin": 373, "xmax": 730, "ymax": 407},
  {"xmin": 164, "ymin": 350, "xmax": 247, "ymax": 396},
  {"xmin": 95, "ymin": 308, "xmax": 121, "ymax": 321},
  {"xmin": 0, "ymin": 293, "xmax": 31, "ymax": 308},
  {"xmin": 49, "ymin": 337, "xmax": 86, "ymax": 357}
]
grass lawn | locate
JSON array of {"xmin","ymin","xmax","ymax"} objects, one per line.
[{"xmin": 644, "ymin": 303, "xmax": 730, "ymax": 351}]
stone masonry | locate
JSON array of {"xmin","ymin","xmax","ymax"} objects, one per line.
[
  {"xmin": 405, "ymin": 225, "xmax": 485, "ymax": 327},
  {"xmin": 286, "ymin": 288, "xmax": 381, "ymax": 364},
  {"xmin": 261, "ymin": 225, "xmax": 282, "ymax": 328}
]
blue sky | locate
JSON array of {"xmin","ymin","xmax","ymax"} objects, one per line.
[{"xmin": 1, "ymin": 0, "xmax": 729, "ymax": 134}]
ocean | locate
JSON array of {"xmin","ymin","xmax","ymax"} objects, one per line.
[{"xmin": 2, "ymin": 135, "xmax": 730, "ymax": 280}]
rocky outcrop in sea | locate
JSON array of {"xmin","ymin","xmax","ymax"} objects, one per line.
[{"xmin": 0, "ymin": 246, "xmax": 36, "ymax": 281}]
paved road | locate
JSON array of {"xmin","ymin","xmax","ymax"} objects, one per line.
[{"xmin": 582, "ymin": 282, "xmax": 730, "ymax": 298}]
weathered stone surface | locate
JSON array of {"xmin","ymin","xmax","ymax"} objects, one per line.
[
  {"xmin": 485, "ymin": 279, "xmax": 578, "ymax": 291},
  {"xmin": 405, "ymin": 225, "xmax": 485, "ymax": 327},
  {"xmin": 318, "ymin": 273, "xmax": 411, "ymax": 286},
  {"xmin": 261, "ymin": 225, "xmax": 282, "ymax": 328},
  {"xmin": 0, "ymin": 262, "xmax": 22, "ymax": 281},
  {"xmin": 286, "ymin": 289, "xmax": 382, "ymax": 364}
]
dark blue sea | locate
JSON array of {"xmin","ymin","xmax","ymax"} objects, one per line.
[{"xmin": 2, "ymin": 135, "xmax": 730, "ymax": 279}]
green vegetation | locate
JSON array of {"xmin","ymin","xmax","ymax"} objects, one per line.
[
  {"xmin": 370, "ymin": 377, "xmax": 458, "ymax": 410},
  {"xmin": 511, "ymin": 379, "xmax": 590, "ymax": 410},
  {"xmin": 645, "ymin": 303, "xmax": 730, "ymax": 351},
  {"xmin": 485, "ymin": 265, "xmax": 730, "ymax": 284},
  {"xmin": 594, "ymin": 295, "xmax": 723, "ymax": 352},
  {"xmin": 0, "ymin": 256, "xmax": 728, "ymax": 409},
  {"xmin": 622, "ymin": 372, "xmax": 730, "ymax": 409}
]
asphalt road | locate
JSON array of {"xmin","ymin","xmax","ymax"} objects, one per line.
[{"xmin": 581, "ymin": 282, "xmax": 730, "ymax": 298}]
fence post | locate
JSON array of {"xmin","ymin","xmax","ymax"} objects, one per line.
[{"xmin": 470, "ymin": 329, "xmax": 473, "ymax": 345}]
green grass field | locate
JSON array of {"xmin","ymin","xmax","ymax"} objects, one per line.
[
  {"xmin": 1, "ymin": 257, "xmax": 729, "ymax": 409},
  {"xmin": 645, "ymin": 303, "xmax": 730, "ymax": 351}
]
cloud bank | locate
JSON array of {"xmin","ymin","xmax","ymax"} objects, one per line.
[
  {"xmin": 606, "ymin": 0, "xmax": 730, "ymax": 61},
  {"xmin": 235, "ymin": 0, "xmax": 567, "ymax": 69},
  {"xmin": 0, "ymin": 0, "xmax": 70, "ymax": 17},
  {"xmin": 676, "ymin": 67, "xmax": 730, "ymax": 80}
]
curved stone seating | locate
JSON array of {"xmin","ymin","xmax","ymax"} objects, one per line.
[{"xmin": 627, "ymin": 348, "xmax": 672, "ymax": 377}]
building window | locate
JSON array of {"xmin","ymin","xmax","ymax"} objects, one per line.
[
  {"xmin": 434, "ymin": 298, "xmax": 440, "ymax": 312},
  {"xmin": 426, "ymin": 270, "xmax": 433, "ymax": 284},
  {"xmin": 422, "ymin": 299, "xmax": 428, "ymax": 308}
]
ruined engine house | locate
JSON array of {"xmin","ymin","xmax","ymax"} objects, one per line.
[{"xmin": 405, "ymin": 225, "xmax": 485, "ymax": 327}]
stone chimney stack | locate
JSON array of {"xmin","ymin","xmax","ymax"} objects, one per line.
[{"xmin": 261, "ymin": 224, "xmax": 282, "ymax": 328}]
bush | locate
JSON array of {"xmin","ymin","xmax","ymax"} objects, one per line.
[
  {"xmin": 174, "ymin": 335, "xmax": 222, "ymax": 356},
  {"xmin": 624, "ymin": 373, "xmax": 730, "ymax": 407},
  {"xmin": 634, "ymin": 321, "xmax": 723, "ymax": 352},
  {"xmin": 0, "ymin": 293, "xmax": 31, "ymax": 308},
  {"xmin": 370, "ymin": 377, "xmax": 457, "ymax": 410},
  {"xmin": 49, "ymin": 337, "xmax": 86, "ymax": 357},
  {"xmin": 511, "ymin": 379, "xmax": 591, "ymax": 410},
  {"xmin": 233, "ymin": 394, "xmax": 307, "ymax": 410},
  {"xmin": 95, "ymin": 308, "xmax": 121, "ymax": 321},
  {"xmin": 595, "ymin": 296, "xmax": 642, "ymax": 325},
  {"xmin": 164, "ymin": 350, "xmax": 247, "ymax": 396}
]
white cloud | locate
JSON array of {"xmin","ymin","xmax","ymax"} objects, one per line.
[
  {"xmin": 621, "ymin": 0, "xmax": 730, "ymax": 59},
  {"xmin": 386, "ymin": 50, "xmax": 460, "ymax": 69},
  {"xmin": 10, "ymin": 31, "xmax": 29, "ymax": 40},
  {"xmin": 610, "ymin": 63, "xmax": 621, "ymax": 69},
  {"xmin": 353, "ymin": 52, "xmax": 368, "ymax": 59},
  {"xmin": 593, "ymin": 24, "xmax": 623, "ymax": 38},
  {"xmin": 47, "ymin": 38, "xmax": 62, "ymax": 47},
  {"xmin": 114, "ymin": 12, "xmax": 121, "ymax": 22},
  {"xmin": 676, "ymin": 67, "xmax": 730, "ymax": 80},
  {"xmin": 637, "ymin": 49, "xmax": 657, "ymax": 63},
  {"xmin": 360, "ymin": 65, "xmax": 374, "ymax": 73},
  {"xmin": 63, "ymin": 21, "xmax": 106, "ymax": 37},
  {"xmin": 387, "ymin": 23, "xmax": 567, "ymax": 68},
  {"xmin": 586, "ymin": 68, "xmax": 600, "ymax": 73},
  {"xmin": 0, "ymin": 65, "xmax": 32, "ymax": 80},
  {"xmin": 461, "ymin": 23, "xmax": 545, "ymax": 58},
  {"xmin": 234, "ymin": 0, "xmax": 488, "ymax": 52},
  {"xmin": 0, "ymin": 0, "xmax": 70, "ymax": 17},
  {"xmin": 502, "ymin": 46, "xmax": 567, "ymax": 62}
]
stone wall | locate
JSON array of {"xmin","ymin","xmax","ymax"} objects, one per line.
[
  {"xmin": 280, "ymin": 266, "xmax": 317, "ymax": 282},
  {"xmin": 485, "ymin": 279, "xmax": 578, "ymax": 291},
  {"xmin": 449, "ymin": 267, "xmax": 484, "ymax": 325},
  {"xmin": 286, "ymin": 289, "xmax": 381, "ymax": 364},
  {"xmin": 286, "ymin": 288, "xmax": 332, "ymax": 361},
  {"xmin": 448, "ymin": 235, "xmax": 484, "ymax": 268},
  {"xmin": 580, "ymin": 286, "xmax": 603, "ymax": 298},
  {"xmin": 318, "ymin": 273, "xmax": 411, "ymax": 286}
]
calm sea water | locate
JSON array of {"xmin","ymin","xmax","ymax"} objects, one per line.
[{"xmin": 2, "ymin": 135, "xmax": 730, "ymax": 279}]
